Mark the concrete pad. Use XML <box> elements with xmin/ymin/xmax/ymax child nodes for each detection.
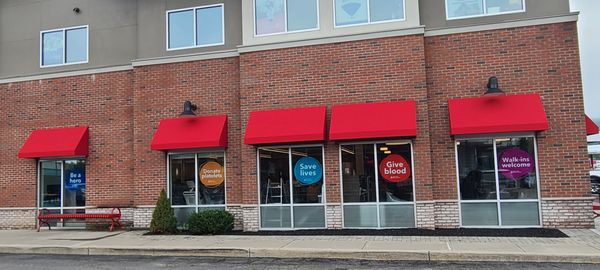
<box><xmin>209</xmin><ymin>239</ymin><xmax>292</xmax><ymax>249</ymax></box>
<box><xmin>363</xmin><ymin>241</ymin><xmax>449</xmax><ymax>252</ymax></box>
<box><xmin>281</xmin><ymin>240</ymin><xmax>366</xmax><ymax>250</ymax></box>
<box><xmin>88</xmin><ymin>247</ymin><xmax>249</xmax><ymax>258</ymax></box>
<box><xmin>448</xmin><ymin>242</ymin><xmax>523</xmax><ymax>254</ymax></box>
<box><xmin>517</xmin><ymin>243</ymin><xmax>600</xmax><ymax>255</ymax></box>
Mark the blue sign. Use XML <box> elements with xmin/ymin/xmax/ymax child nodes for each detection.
<box><xmin>65</xmin><ymin>168</ymin><xmax>85</xmax><ymax>191</ymax></box>
<box><xmin>293</xmin><ymin>156</ymin><xmax>323</xmax><ymax>185</ymax></box>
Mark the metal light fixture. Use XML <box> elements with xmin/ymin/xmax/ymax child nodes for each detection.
<box><xmin>73</xmin><ymin>7</ymin><xmax>81</xmax><ymax>14</ymax></box>
<box><xmin>180</xmin><ymin>100</ymin><xmax>197</xmax><ymax>117</ymax></box>
<box><xmin>484</xmin><ymin>76</ymin><xmax>505</xmax><ymax>96</ymax></box>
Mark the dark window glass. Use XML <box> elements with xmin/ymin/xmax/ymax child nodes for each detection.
<box><xmin>495</xmin><ymin>137</ymin><xmax>538</xmax><ymax>199</ymax></box>
<box><xmin>457</xmin><ymin>140</ymin><xmax>496</xmax><ymax>200</ymax></box>
<box><xmin>63</xmin><ymin>160</ymin><xmax>86</xmax><ymax>207</ymax></box>
<box><xmin>197</xmin><ymin>152</ymin><xmax>225</xmax><ymax>205</ymax></box>
<box><xmin>169</xmin><ymin>154</ymin><xmax>196</xmax><ymax>206</ymax></box>
<box><xmin>291</xmin><ymin>147</ymin><xmax>323</xmax><ymax>204</ymax></box>
<box><xmin>40</xmin><ymin>161</ymin><xmax>62</xmax><ymax>208</ymax></box>
<box><xmin>341</xmin><ymin>144</ymin><xmax>376</xmax><ymax>203</ymax></box>
<box><xmin>259</xmin><ymin>148</ymin><xmax>291</xmax><ymax>204</ymax></box>
<box><xmin>376</xmin><ymin>143</ymin><xmax>413</xmax><ymax>202</ymax></box>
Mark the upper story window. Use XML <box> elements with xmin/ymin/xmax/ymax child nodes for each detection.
<box><xmin>41</xmin><ymin>26</ymin><xmax>88</xmax><ymax>67</ymax></box>
<box><xmin>254</xmin><ymin>0</ymin><xmax>319</xmax><ymax>36</ymax></box>
<box><xmin>446</xmin><ymin>0</ymin><xmax>525</xmax><ymax>20</ymax></box>
<box><xmin>167</xmin><ymin>4</ymin><xmax>224</xmax><ymax>50</ymax></box>
<box><xmin>335</xmin><ymin>0</ymin><xmax>405</xmax><ymax>27</ymax></box>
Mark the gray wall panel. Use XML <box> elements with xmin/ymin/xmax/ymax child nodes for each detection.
<box><xmin>0</xmin><ymin>0</ymin><xmax>137</xmax><ymax>79</ymax></box>
<box><xmin>136</xmin><ymin>0</ymin><xmax>242</xmax><ymax>60</ymax></box>
<box><xmin>420</xmin><ymin>0</ymin><xmax>571</xmax><ymax>30</ymax></box>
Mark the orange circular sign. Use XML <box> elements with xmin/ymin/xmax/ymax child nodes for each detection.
<box><xmin>199</xmin><ymin>161</ymin><xmax>224</xmax><ymax>187</ymax></box>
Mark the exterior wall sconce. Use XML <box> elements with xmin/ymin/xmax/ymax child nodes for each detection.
<box><xmin>484</xmin><ymin>76</ymin><xmax>505</xmax><ymax>96</ymax></box>
<box><xmin>180</xmin><ymin>100</ymin><xmax>197</xmax><ymax>117</ymax></box>
<box><xmin>73</xmin><ymin>7</ymin><xmax>81</xmax><ymax>14</ymax></box>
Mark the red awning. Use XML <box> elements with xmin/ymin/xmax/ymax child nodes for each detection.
<box><xmin>586</xmin><ymin>115</ymin><xmax>599</xmax><ymax>136</ymax></box>
<box><xmin>329</xmin><ymin>101</ymin><xmax>417</xmax><ymax>140</ymax></box>
<box><xmin>18</xmin><ymin>126</ymin><xmax>89</xmax><ymax>158</ymax></box>
<box><xmin>150</xmin><ymin>115</ymin><xmax>227</xmax><ymax>150</ymax></box>
<box><xmin>244</xmin><ymin>106</ymin><xmax>327</xmax><ymax>145</ymax></box>
<box><xmin>448</xmin><ymin>93</ymin><xmax>549</xmax><ymax>135</ymax></box>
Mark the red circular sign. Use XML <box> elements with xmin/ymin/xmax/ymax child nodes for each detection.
<box><xmin>379</xmin><ymin>154</ymin><xmax>411</xmax><ymax>183</ymax></box>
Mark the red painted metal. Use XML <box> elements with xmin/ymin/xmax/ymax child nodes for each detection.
<box><xmin>37</xmin><ymin>208</ymin><xmax>122</xmax><ymax>232</ymax></box>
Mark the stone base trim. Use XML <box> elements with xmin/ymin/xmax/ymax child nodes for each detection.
<box><xmin>132</xmin><ymin>206</ymin><xmax>154</xmax><ymax>229</ymax></box>
<box><xmin>541</xmin><ymin>198</ymin><xmax>595</xmax><ymax>228</ymax></box>
<box><xmin>326</xmin><ymin>205</ymin><xmax>342</xmax><ymax>229</ymax></box>
<box><xmin>0</xmin><ymin>209</ymin><xmax>37</xmax><ymax>229</ymax></box>
<box><xmin>434</xmin><ymin>201</ymin><xmax>460</xmax><ymax>228</ymax></box>
<box><xmin>415</xmin><ymin>202</ymin><xmax>435</xmax><ymax>229</ymax></box>
<box><xmin>241</xmin><ymin>206</ymin><xmax>259</xmax><ymax>232</ymax></box>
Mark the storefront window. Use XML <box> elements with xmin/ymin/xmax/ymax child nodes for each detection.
<box><xmin>341</xmin><ymin>142</ymin><xmax>415</xmax><ymax>228</ymax></box>
<box><xmin>457</xmin><ymin>136</ymin><xmax>540</xmax><ymax>227</ymax></box>
<box><xmin>258</xmin><ymin>146</ymin><xmax>325</xmax><ymax>229</ymax></box>
<box><xmin>168</xmin><ymin>152</ymin><xmax>225</xmax><ymax>224</ymax></box>
<box><xmin>39</xmin><ymin>160</ymin><xmax>86</xmax><ymax>227</ymax></box>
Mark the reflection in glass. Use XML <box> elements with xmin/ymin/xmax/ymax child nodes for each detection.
<box><xmin>446</xmin><ymin>0</ymin><xmax>484</xmax><ymax>18</ymax></box>
<box><xmin>486</xmin><ymin>0</ymin><xmax>523</xmax><ymax>14</ymax></box>
<box><xmin>343</xmin><ymin>205</ymin><xmax>378</xmax><ymax>227</ymax></box>
<box><xmin>461</xmin><ymin>202</ymin><xmax>499</xmax><ymax>226</ymax></box>
<box><xmin>377</xmin><ymin>143</ymin><xmax>413</xmax><ymax>202</ymax></box>
<box><xmin>40</xmin><ymin>161</ymin><xmax>61</xmax><ymax>208</ymax></box>
<box><xmin>370</xmin><ymin>0</ymin><xmax>405</xmax><ymax>22</ymax></box>
<box><xmin>291</xmin><ymin>147</ymin><xmax>323</xmax><ymax>204</ymax></box>
<box><xmin>457</xmin><ymin>140</ymin><xmax>496</xmax><ymax>200</ymax></box>
<box><xmin>65</xmin><ymin>28</ymin><xmax>87</xmax><ymax>63</ymax></box>
<box><xmin>287</xmin><ymin>0</ymin><xmax>318</xmax><ymax>31</ymax></box>
<box><xmin>379</xmin><ymin>204</ymin><xmax>414</xmax><ymax>227</ymax></box>
<box><xmin>341</xmin><ymin>144</ymin><xmax>376</xmax><ymax>203</ymax></box>
<box><xmin>196</xmin><ymin>6</ymin><xmax>223</xmax><ymax>46</ymax></box>
<box><xmin>168</xmin><ymin>10</ymin><xmax>194</xmax><ymax>49</ymax></box>
<box><xmin>63</xmin><ymin>160</ymin><xmax>86</xmax><ymax>207</ymax></box>
<box><xmin>293</xmin><ymin>206</ymin><xmax>325</xmax><ymax>228</ymax></box>
<box><xmin>335</xmin><ymin>0</ymin><xmax>368</xmax><ymax>26</ymax></box>
<box><xmin>255</xmin><ymin>0</ymin><xmax>285</xmax><ymax>35</ymax></box>
<box><xmin>42</xmin><ymin>31</ymin><xmax>63</xmax><ymax>66</ymax></box>
<box><xmin>496</xmin><ymin>137</ymin><xmax>538</xmax><ymax>200</ymax></box>
<box><xmin>169</xmin><ymin>154</ymin><xmax>196</xmax><ymax>206</ymax></box>
<box><xmin>260</xmin><ymin>206</ymin><xmax>291</xmax><ymax>228</ymax></box>
<box><xmin>259</xmin><ymin>148</ymin><xmax>291</xmax><ymax>204</ymax></box>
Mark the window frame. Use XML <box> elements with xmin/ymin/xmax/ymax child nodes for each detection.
<box><xmin>253</xmin><ymin>0</ymin><xmax>320</xmax><ymax>37</ymax></box>
<box><xmin>256</xmin><ymin>144</ymin><xmax>327</xmax><ymax>230</ymax></box>
<box><xmin>333</xmin><ymin>0</ymin><xmax>407</xmax><ymax>28</ymax></box>
<box><xmin>338</xmin><ymin>140</ymin><xmax>417</xmax><ymax>229</ymax></box>
<box><xmin>445</xmin><ymin>0</ymin><xmax>526</xmax><ymax>20</ymax></box>
<box><xmin>165</xmin><ymin>4</ymin><xmax>225</xmax><ymax>51</ymax></box>
<box><xmin>39</xmin><ymin>25</ymin><xmax>89</xmax><ymax>68</ymax></box>
<box><xmin>37</xmin><ymin>159</ymin><xmax>87</xmax><ymax>228</ymax></box>
<box><xmin>166</xmin><ymin>151</ymin><xmax>227</xmax><ymax>213</ymax></box>
<box><xmin>454</xmin><ymin>132</ymin><xmax>543</xmax><ymax>228</ymax></box>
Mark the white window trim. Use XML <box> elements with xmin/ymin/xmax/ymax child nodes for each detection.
<box><xmin>166</xmin><ymin>151</ymin><xmax>227</xmax><ymax>211</ymax></box>
<box><xmin>256</xmin><ymin>144</ymin><xmax>327</xmax><ymax>230</ymax></box>
<box><xmin>454</xmin><ymin>133</ymin><xmax>543</xmax><ymax>228</ymax></box>
<box><xmin>445</xmin><ymin>0</ymin><xmax>526</xmax><ymax>20</ymax></box>
<box><xmin>166</xmin><ymin>4</ymin><xmax>226</xmax><ymax>51</ymax></box>
<box><xmin>333</xmin><ymin>0</ymin><xmax>407</xmax><ymax>28</ymax></box>
<box><xmin>40</xmin><ymin>25</ymin><xmax>89</xmax><ymax>68</ymax></box>
<box><xmin>253</xmin><ymin>0</ymin><xmax>320</xmax><ymax>37</ymax></box>
<box><xmin>338</xmin><ymin>140</ymin><xmax>417</xmax><ymax>229</ymax></box>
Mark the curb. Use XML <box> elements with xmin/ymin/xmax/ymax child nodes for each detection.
<box><xmin>0</xmin><ymin>246</ymin><xmax>599</xmax><ymax>264</ymax></box>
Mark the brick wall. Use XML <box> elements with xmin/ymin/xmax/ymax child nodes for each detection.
<box><xmin>239</xmin><ymin>35</ymin><xmax>433</xmax><ymax>207</ymax></box>
<box><xmin>132</xmin><ymin>57</ymin><xmax>241</xmax><ymax>206</ymax></box>
<box><xmin>424</xmin><ymin>22</ymin><xmax>590</xmax><ymax>201</ymax></box>
<box><xmin>0</xmin><ymin>71</ymin><xmax>134</xmax><ymax>208</ymax></box>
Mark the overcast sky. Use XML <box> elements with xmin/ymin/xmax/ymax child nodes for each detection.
<box><xmin>570</xmin><ymin>0</ymin><xmax>600</xmax><ymax>122</ymax></box>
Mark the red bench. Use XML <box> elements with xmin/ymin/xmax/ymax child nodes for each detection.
<box><xmin>594</xmin><ymin>202</ymin><xmax>600</xmax><ymax>219</ymax></box>
<box><xmin>37</xmin><ymin>208</ymin><xmax>123</xmax><ymax>232</ymax></box>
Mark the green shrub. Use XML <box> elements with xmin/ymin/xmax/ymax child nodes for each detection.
<box><xmin>149</xmin><ymin>189</ymin><xmax>178</xmax><ymax>234</ymax></box>
<box><xmin>187</xmin><ymin>210</ymin><xmax>234</xmax><ymax>235</ymax></box>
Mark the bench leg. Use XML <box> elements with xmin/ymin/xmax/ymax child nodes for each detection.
<box><xmin>110</xmin><ymin>217</ymin><xmax>123</xmax><ymax>232</ymax></box>
<box><xmin>37</xmin><ymin>218</ymin><xmax>51</xmax><ymax>232</ymax></box>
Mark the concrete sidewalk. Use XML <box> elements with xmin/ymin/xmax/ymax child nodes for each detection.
<box><xmin>1</xmin><ymin>229</ymin><xmax>599</xmax><ymax>264</ymax></box>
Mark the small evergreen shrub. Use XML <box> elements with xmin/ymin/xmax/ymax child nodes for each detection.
<box><xmin>187</xmin><ymin>210</ymin><xmax>234</xmax><ymax>235</ymax></box>
<box><xmin>149</xmin><ymin>189</ymin><xmax>178</xmax><ymax>234</ymax></box>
